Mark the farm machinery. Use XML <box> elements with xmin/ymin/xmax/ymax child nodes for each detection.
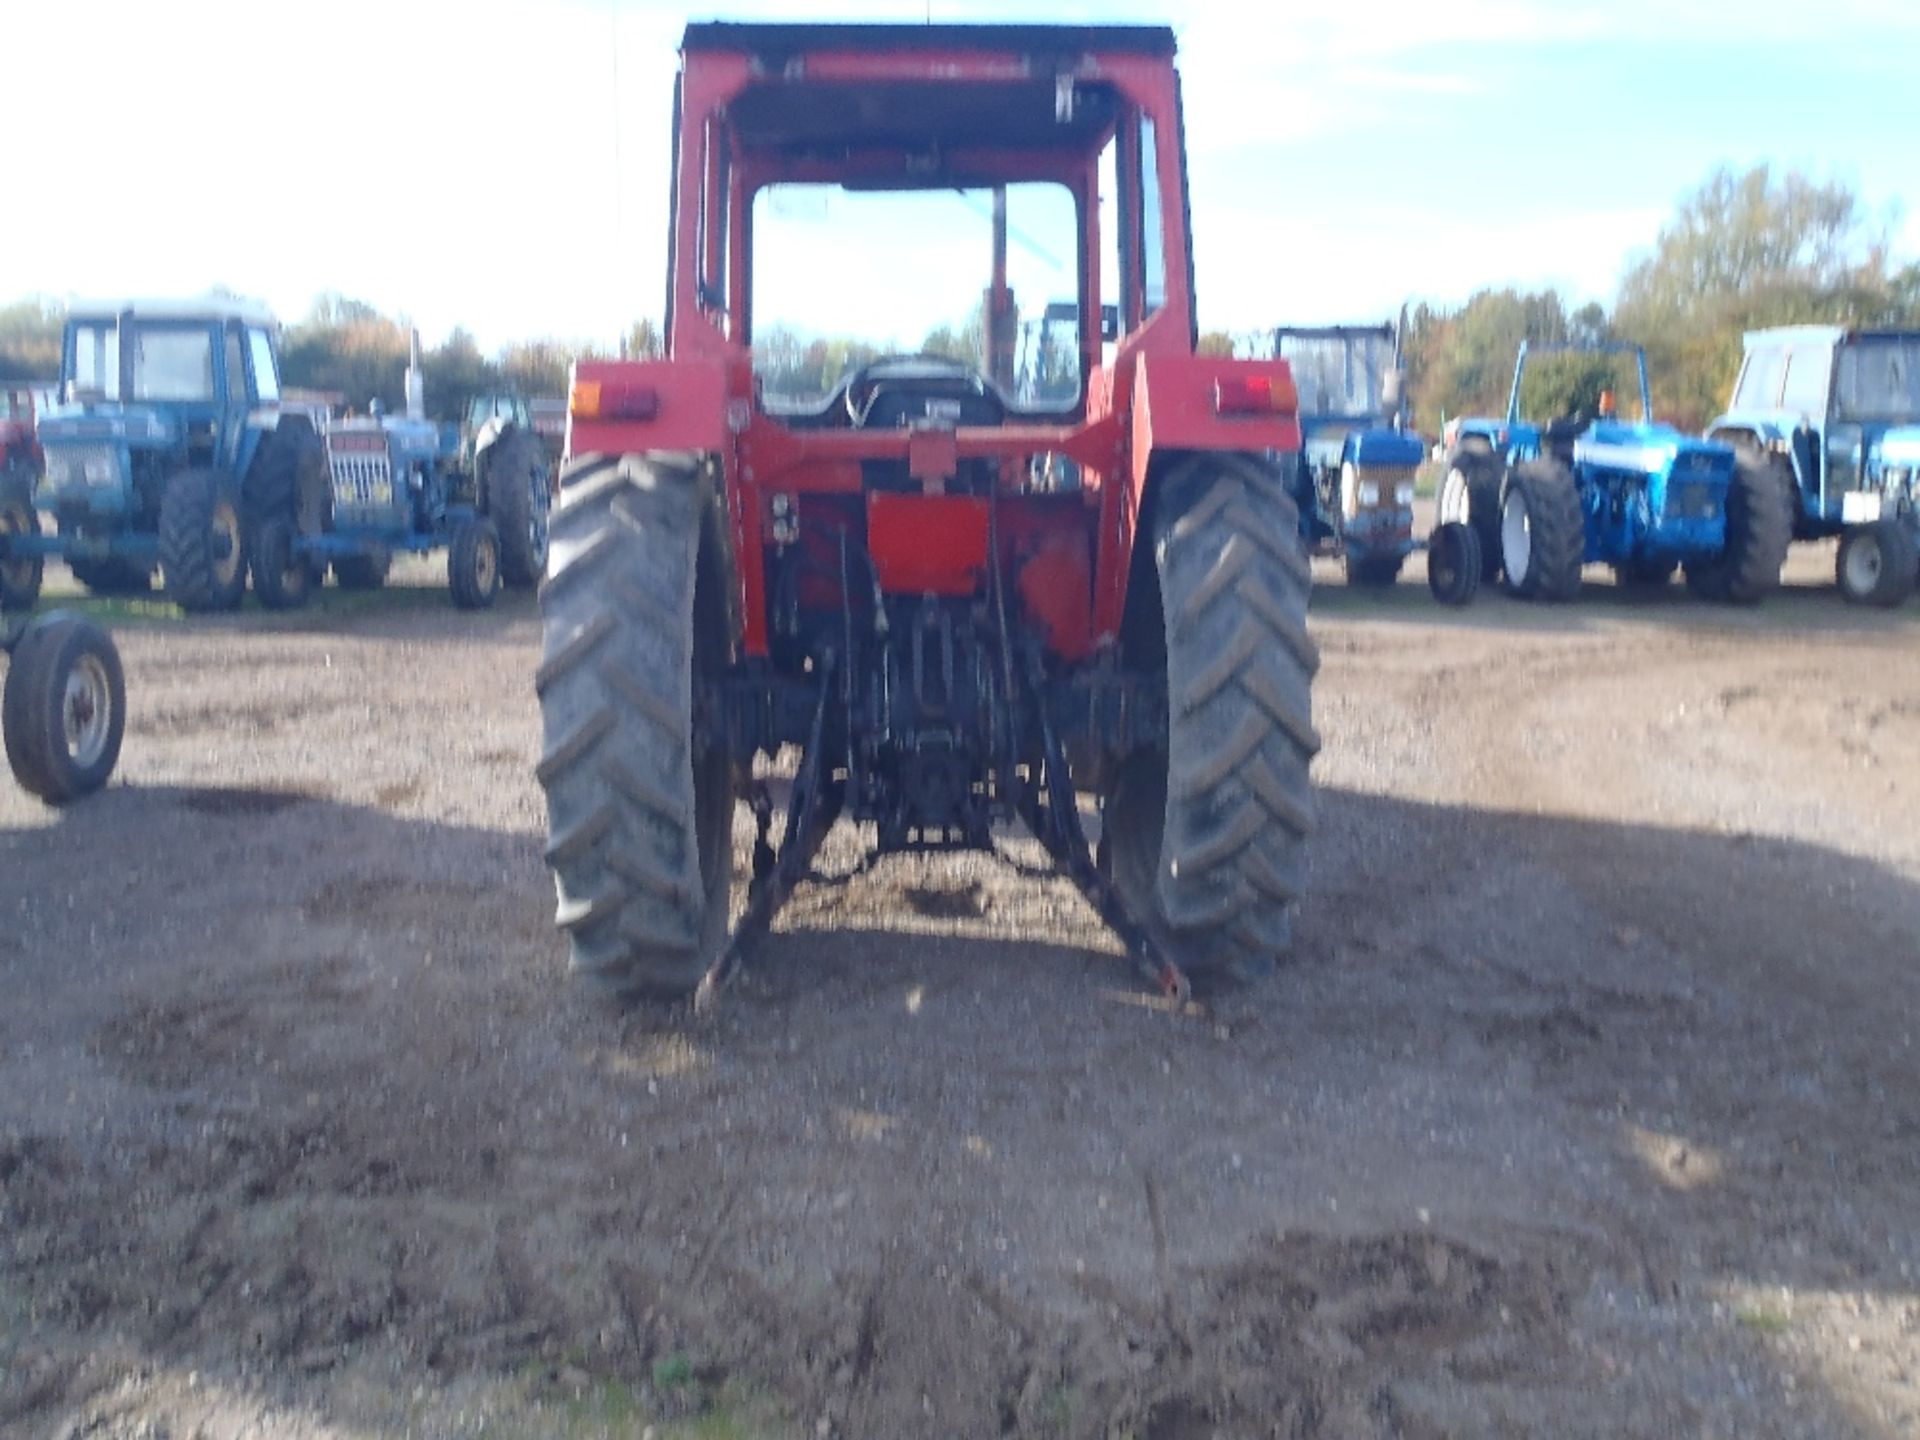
<box><xmin>0</xmin><ymin>387</ymin><xmax>50</xmax><ymax>609</ymax></box>
<box><xmin>21</xmin><ymin>298</ymin><xmax>320</xmax><ymax>610</ymax></box>
<box><xmin>1</xmin><ymin>605</ymin><xmax>125</xmax><ymax>803</ymax></box>
<box><xmin>252</xmin><ymin>359</ymin><xmax>551</xmax><ymax>610</ymax></box>
<box><xmin>1709</xmin><ymin>326</ymin><xmax>1920</xmax><ymax>607</ymax></box>
<box><xmin>1274</xmin><ymin>322</ymin><xmax>1479</xmax><ymax>604</ymax></box>
<box><xmin>538</xmin><ymin>22</ymin><xmax>1319</xmax><ymax>1002</ymax></box>
<box><xmin>1439</xmin><ymin>341</ymin><xmax>1788</xmax><ymax>602</ymax></box>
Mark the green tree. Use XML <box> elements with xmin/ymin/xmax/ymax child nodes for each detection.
<box><xmin>425</xmin><ymin>327</ymin><xmax>495</xmax><ymax>422</ymax></box>
<box><xmin>0</xmin><ymin>299</ymin><xmax>63</xmax><ymax>381</ymax></box>
<box><xmin>625</xmin><ymin>318</ymin><xmax>663</xmax><ymax>359</ymax></box>
<box><xmin>1405</xmin><ymin>288</ymin><xmax>1575</xmax><ymax>435</ymax></box>
<box><xmin>1614</xmin><ymin>164</ymin><xmax>1915</xmax><ymax>425</ymax></box>
<box><xmin>1196</xmin><ymin>331</ymin><xmax>1236</xmax><ymax>358</ymax></box>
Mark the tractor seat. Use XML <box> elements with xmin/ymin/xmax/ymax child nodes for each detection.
<box><xmin>1543</xmin><ymin>416</ymin><xmax>1584</xmax><ymax>461</ymax></box>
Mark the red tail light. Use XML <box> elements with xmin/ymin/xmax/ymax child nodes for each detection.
<box><xmin>1214</xmin><ymin>373</ymin><xmax>1297</xmax><ymax>416</ymax></box>
<box><xmin>571</xmin><ymin>380</ymin><xmax>660</xmax><ymax>421</ymax></box>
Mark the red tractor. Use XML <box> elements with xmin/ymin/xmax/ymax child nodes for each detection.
<box><xmin>1</xmin><ymin>387</ymin><xmax>49</xmax><ymax>609</ymax></box>
<box><xmin>540</xmin><ymin>23</ymin><xmax>1318</xmax><ymax>1001</ymax></box>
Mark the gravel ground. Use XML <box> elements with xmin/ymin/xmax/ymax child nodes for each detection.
<box><xmin>2</xmin><ymin>542</ymin><xmax>1918</xmax><ymax>1439</ymax></box>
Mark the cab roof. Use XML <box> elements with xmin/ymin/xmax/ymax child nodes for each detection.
<box><xmin>1742</xmin><ymin>325</ymin><xmax>1920</xmax><ymax>347</ymax></box>
<box><xmin>680</xmin><ymin>22</ymin><xmax>1177</xmax><ymax>57</ymax></box>
<box><xmin>65</xmin><ymin>296</ymin><xmax>279</xmax><ymax>328</ymax></box>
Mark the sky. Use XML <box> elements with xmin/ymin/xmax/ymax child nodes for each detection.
<box><xmin>6</xmin><ymin>0</ymin><xmax>1918</xmax><ymax>353</ymax></box>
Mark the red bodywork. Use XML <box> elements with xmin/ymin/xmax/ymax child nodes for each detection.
<box><xmin>0</xmin><ymin>389</ymin><xmax>46</xmax><ymax>478</ymax></box>
<box><xmin>567</xmin><ymin>24</ymin><xmax>1300</xmax><ymax>661</ymax></box>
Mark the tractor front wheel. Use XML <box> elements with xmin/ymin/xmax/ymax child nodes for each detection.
<box><xmin>1440</xmin><ymin>447</ymin><xmax>1504</xmax><ymax>583</ymax></box>
<box><xmin>1104</xmin><ymin>456</ymin><xmax>1318</xmax><ymax>985</ymax></box>
<box><xmin>1500</xmin><ymin>460</ymin><xmax>1584</xmax><ymax>601</ymax></box>
<box><xmin>1835</xmin><ymin>520</ymin><xmax>1918</xmax><ymax>608</ymax></box>
<box><xmin>1426</xmin><ymin>521</ymin><xmax>1481</xmax><ymax>607</ymax></box>
<box><xmin>0</xmin><ymin>478</ymin><xmax>43</xmax><ymax>611</ymax></box>
<box><xmin>536</xmin><ymin>453</ymin><xmax>736</xmax><ymax>998</ymax></box>
<box><xmin>485</xmin><ymin>430</ymin><xmax>551</xmax><ymax>587</ymax></box>
<box><xmin>159</xmin><ymin>469</ymin><xmax>247</xmax><ymax>612</ymax></box>
<box><xmin>250</xmin><ymin>516</ymin><xmax>316</xmax><ymax>610</ymax></box>
<box><xmin>3</xmin><ymin>611</ymin><xmax>126</xmax><ymax>804</ymax></box>
<box><xmin>1685</xmin><ymin>451</ymin><xmax>1791</xmax><ymax>604</ymax></box>
<box><xmin>448</xmin><ymin>517</ymin><xmax>503</xmax><ymax>610</ymax></box>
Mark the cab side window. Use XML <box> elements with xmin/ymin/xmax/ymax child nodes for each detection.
<box><xmin>247</xmin><ymin>328</ymin><xmax>280</xmax><ymax>403</ymax></box>
<box><xmin>1780</xmin><ymin>347</ymin><xmax>1832</xmax><ymax>420</ymax></box>
<box><xmin>225</xmin><ymin>330</ymin><xmax>248</xmax><ymax>407</ymax></box>
<box><xmin>1733</xmin><ymin>347</ymin><xmax>1785</xmax><ymax>410</ymax></box>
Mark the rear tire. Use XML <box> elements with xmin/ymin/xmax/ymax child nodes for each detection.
<box><xmin>1500</xmin><ymin>460</ymin><xmax>1585</xmax><ymax>601</ymax></box>
<box><xmin>250</xmin><ymin>516</ymin><xmax>316</xmax><ymax>610</ymax></box>
<box><xmin>159</xmin><ymin>469</ymin><xmax>247</xmax><ymax>612</ymax></box>
<box><xmin>1684</xmin><ymin>450</ymin><xmax>1791</xmax><ymax>604</ymax></box>
<box><xmin>1104</xmin><ymin>455</ymin><xmax>1318</xmax><ymax>985</ymax></box>
<box><xmin>536</xmin><ymin>453</ymin><xmax>735</xmax><ymax>998</ymax></box>
<box><xmin>1835</xmin><ymin>521</ymin><xmax>1918</xmax><ymax>608</ymax></box>
<box><xmin>0</xmin><ymin>478</ymin><xmax>43</xmax><ymax>610</ymax></box>
<box><xmin>1440</xmin><ymin>446</ymin><xmax>1504</xmax><ymax>583</ymax></box>
<box><xmin>1426</xmin><ymin>521</ymin><xmax>1481</xmax><ymax>606</ymax></box>
<box><xmin>3</xmin><ymin>612</ymin><xmax>125</xmax><ymax>804</ymax></box>
<box><xmin>484</xmin><ymin>429</ymin><xmax>551</xmax><ymax>587</ymax></box>
<box><xmin>448</xmin><ymin>516</ymin><xmax>502</xmax><ymax>610</ymax></box>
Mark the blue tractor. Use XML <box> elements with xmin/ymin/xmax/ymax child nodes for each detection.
<box><xmin>1275</xmin><ymin>322</ymin><xmax>1480</xmax><ymax>604</ymax></box>
<box><xmin>21</xmin><ymin>298</ymin><xmax>325</xmax><ymax>611</ymax></box>
<box><xmin>249</xmin><ymin>369</ymin><xmax>551</xmax><ymax>611</ymax></box>
<box><xmin>1439</xmin><ymin>341</ymin><xmax>1789</xmax><ymax>602</ymax></box>
<box><xmin>1708</xmin><ymin>326</ymin><xmax>1920</xmax><ymax>607</ymax></box>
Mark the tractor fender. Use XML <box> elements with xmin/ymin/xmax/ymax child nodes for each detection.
<box><xmin>1127</xmin><ymin>353</ymin><xmax>1300</xmax><ymax>475</ymax></box>
<box><xmin>567</xmin><ymin>359</ymin><xmax>734</xmax><ymax>458</ymax></box>
<box><xmin>1708</xmin><ymin>415</ymin><xmax>1813</xmax><ymax>520</ymax></box>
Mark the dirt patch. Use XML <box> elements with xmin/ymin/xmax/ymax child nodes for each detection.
<box><xmin>3</xmin><ymin>551</ymin><xmax>1919</xmax><ymax>1438</ymax></box>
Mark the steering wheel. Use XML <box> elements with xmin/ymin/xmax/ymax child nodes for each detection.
<box><xmin>842</xmin><ymin>353</ymin><xmax>980</xmax><ymax>427</ymax></box>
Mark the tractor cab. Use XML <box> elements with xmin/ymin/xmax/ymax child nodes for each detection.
<box><xmin>38</xmin><ymin>299</ymin><xmax>282</xmax><ymax>532</ymax></box>
<box><xmin>1713</xmin><ymin>328</ymin><xmax>1920</xmax><ymax>533</ymax></box>
<box><xmin>14</xmin><ymin>297</ymin><xmax>299</xmax><ymax>611</ymax></box>
<box><xmin>544</xmin><ymin>23</ymin><xmax>1319</xmax><ymax>1003</ymax></box>
<box><xmin>1272</xmin><ymin>323</ymin><xmax>1423</xmax><ymax>584</ymax></box>
<box><xmin>1712</xmin><ymin>327</ymin><xmax>1920</xmax><ymax>605</ymax></box>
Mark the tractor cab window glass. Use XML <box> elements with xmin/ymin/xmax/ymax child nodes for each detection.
<box><xmin>1779</xmin><ymin>347</ymin><xmax>1831</xmax><ymax>420</ymax></box>
<box><xmin>224</xmin><ymin>331</ymin><xmax>247</xmax><ymax>405</ymax></box>
<box><xmin>467</xmin><ymin>395</ymin><xmax>520</xmax><ymax>427</ymax></box>
<box><xmin>1138</xmin><ymin>117</ymin><xmax>1166</xmax><ymax>321</ymax></box>
<box><xmin>1099</xmin><ymin>135</ymin><xmax>1120</xmax><ymax>358</ymax></box>
<box><xmin>1280</xmin><ymin>333</ymin><xmax>1393</xmax><ymax>416</ymax></box>
<box><xmin>68</xmin><ymin>324</ymin><xmax>120</xmax><ymax>399</ymax></box>
<box><xmin>247</xmin><ymin>328</ymin><xmax>279</xmax><ymax>402</ymax></box>
<box><xmin>749</xmin><ymin>182</ymin><xmax>1079</xmax><ymax>408</ymax></box>
<box><xmin>1834</xmin><ymin>338</ymin><xmax>1920</xmax><ymax>423</ymax></box>
<box><xmin>1734</xmin><ymin>348</ymin><xmax>1786</xmax><ymax>410</ymax></box>
<box><xmin>132</xmin><ymin>327</ymin><xmax>215</xmax><ymax>403</ymax></box>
